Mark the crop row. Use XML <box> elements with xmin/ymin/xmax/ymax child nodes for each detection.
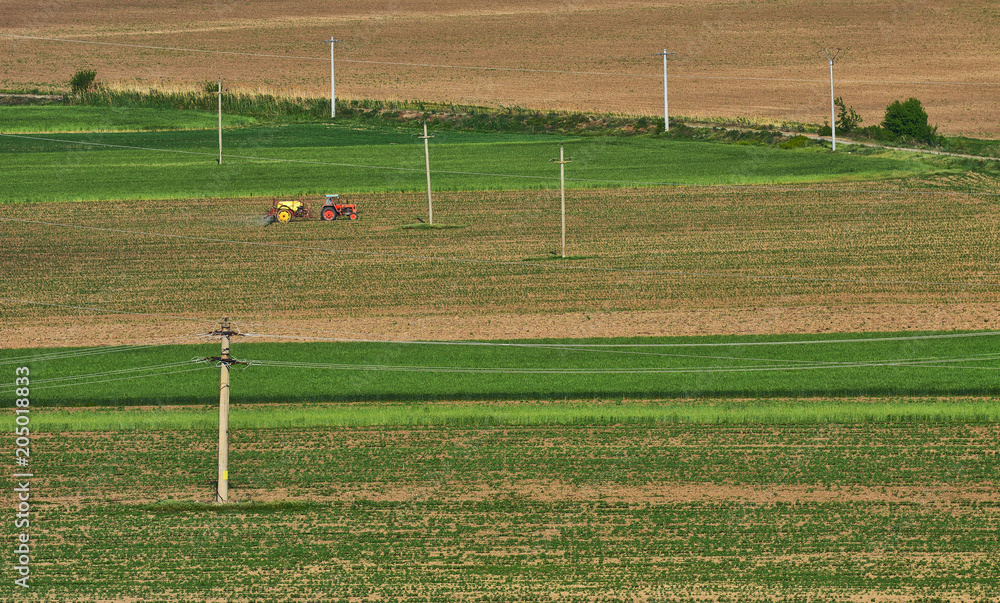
<box><xmin>7</xmin><ymin>422</ymin><xmax>998</xmax><ymax>601</ymax></box>
<box><xmin>22</xmin><ymin>499</ymin><xmax>999</xmax><ymax>601</ymax></box>
<box><xmin>28</xmin><ymin>423</ymin><xmax>1000</xmax><ymax>494</ymax></box>
<box><xmin>19</xmin><ymin>398</ymin><xmax>1000</xmax><ymax>431</ymax></box>
<box><xmin>4</xmin><ymin>187</ymin><xmax>998</xmax><ymax>329</ymax></box>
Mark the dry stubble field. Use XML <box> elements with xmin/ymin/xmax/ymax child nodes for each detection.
<box><xmin>2</xmin><ymin>0</ymin><xmax>1000</xmax><ymax>136</ymax></box>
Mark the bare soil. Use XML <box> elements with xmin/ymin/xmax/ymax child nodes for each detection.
<box><xmin>2</xmin><ymin>0</ymin><xmax>999</xmax><ymax>136</ymax></box>
<box><xmin>3</xmin><ymin>303</ymin><xmax>1000</xmax><ymax>348</ymax></box>
<box><xmin>226</xmin><ymin>481</ymin><xmax>1000</xmax><ymax>506</ymax></box>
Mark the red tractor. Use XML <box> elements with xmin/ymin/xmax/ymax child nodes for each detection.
<box><xmin>264</xmin><ymin>194</ymin><xmax>358</xmax><ymax>224</ymax></box>
<box><xmin>319</xmin><ymin>194</ymin><xmax>358</xmax><ymax>221</ymax></box>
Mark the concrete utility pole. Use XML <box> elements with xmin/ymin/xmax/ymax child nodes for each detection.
<box><xmin>821</xmin><ymin>48</ymin><xmax>842</xmax><ymax>150</ymax></box>
<box><xmin>205</xmin><ymin>317</ymin><xmax>244</xmax><ymax>504</ymax></box>
<box><xmin>654</xmin><ymin>50</ymin><xmax>677</xmax><ymax>131</ymax></box>
<box><xmin>217</xmin><ymin>76</ymin><xmax>223</xmax><ymax>164</ymax></box>
<box><xmin>550</xmin><ymin>144</ymin><xmax>572</xmax><ymax>258</ymax></box>
<box><xmin>419</xmin><ymin>121</ymin><xmax>434</xmax><ymax>225</ymax></box>
<box><xmin>324</xmin><ymin>37</ymin><xmax>342</xmax><ymax>118</ymax></box>
<box><xmin>216</xmin><ymin>318</ymin><xmax>233</xmax><ymax>503</ymax></box>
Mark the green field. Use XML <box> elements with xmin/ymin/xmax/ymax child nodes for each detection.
<box><xmin>1</xmin><ymin>114</ymin><xmax>939</xmax><ymax>202</ymax></box>
<box><xmin>13</xmin><ymin>398</ymin><xmax>1000</xmax><ymax>432</ymax></box>
<box><xmin>0</xmin><ymin>104</ymin><xmax>256</xmax><ymax>133</ymax></box>
<box><xmin>5</xmin><ymin>332</ymin><xmax>1000</xmax><ymax>407</ymax></box>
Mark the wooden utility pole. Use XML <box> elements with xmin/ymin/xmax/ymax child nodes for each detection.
<box><xmin>550</xmin><ymin>144</ymin><xmax>572</xmax><ymax>258</ymax></box>
<box><xmin>419</xmin><ymin>121</ymin><xmax>434</xmax><ymax>224</ymax></box>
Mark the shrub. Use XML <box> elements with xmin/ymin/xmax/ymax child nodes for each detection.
<box><xmin>835</xmin><ymin>97</ymin><xmax>862</xmax><ymax>134</ymax></box>
<box><xmin>882</xmin><ymin>97</ymin><xmax>937</xmax><ymax>144</ymax></box>
<box><xmin>779</xmin><ymin>135</ymin><xmax>810</xmax><ymax>149</ymax></box>
<box><xmin>69</xmin><ymin>69</ymin><xmax>97</xmax><ymax>95</ymax></box>
<box><xmin>854</xmin><ymin>125</ymin><xmax>893</xmax><ymax>142</ymax></box>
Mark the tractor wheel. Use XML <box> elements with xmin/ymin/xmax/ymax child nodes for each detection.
<box><xmin>349</xmin><ymin>211</ymin><xmax>358</xmax><ymax>221</ymax></box>
<box><xmin>321</xmin><ymin>208</ymin><xmax>336</xmax><ymax>221</ymax></box>
<box><xmin>276</xmin><ymin>208</ymin><xmax>293</xmax><ymax>223</ymax></box>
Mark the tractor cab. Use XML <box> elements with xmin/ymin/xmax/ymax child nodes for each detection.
<box><xmin>320</xmin><ymin>194</ymin><xmax>358</xmax><ymax>221</ymax></box>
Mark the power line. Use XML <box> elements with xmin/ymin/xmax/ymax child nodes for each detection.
<box><xmin>4</xmin><ymin>300</ymin><xmax>995</xmax><ymax>368</ymax></box>
<box><xmin>24</xmin><ymin>361</ymin><xmax>197</xmax><ymax>385</ymax></box>
<box><xmin>244</xmin><ymin>355</ymin><xmax>1000</xmax><ymax>375</ymax></box>
<box><xmin>0</xmin><ymin>364</ymin><xmax>215</xmax><ymax>392</ymax></box>
<box><xmin>239</xmin><ymin>331</ymin><xmax>1000</xmax><ymax>369</ymax></box>
<box><xmin>239</xmin><ymin>329</ymin><xmax>1000</xmax><ymax>349</ymax></box>
<box><xmin>4</xmin><ymin>216</ymin><xmax>1000</xmax><ymax>290</ymax></box>
<box><xmin>0</xmin><ymin>316</ymin><xmax>995</xmax><ymax>396</ymax></box>
<box><xmin>5</xmin><ymin>34</ymin><xmax>1000</xmax><ymax>87</ymax></box>
<box><xmin>0</xmin><ymin>335</ymin><xmax>208</xmax><ymax>365</ymax></box>
<box><xmin>4</xmin><ymin>298</ymin><xmax>997</xmax><ymax>357</ymax></box>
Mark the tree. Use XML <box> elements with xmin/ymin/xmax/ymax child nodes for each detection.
<box><xmin>834</xmin><ymin>97</ymin><xmax>862</xmax><ymax>134</ymax></box>
<box><xmin>69</xmin><ymin>69</ymin><xmax>97</xmax><ymax>95</ymax></box>
<box><xmin>882</xmin><ymin>97</ymin><xmax>936</xmax><ymax>144</ymax></box>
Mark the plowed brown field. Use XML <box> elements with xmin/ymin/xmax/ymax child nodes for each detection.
<box><xmin>3</xmin><ymin>0</ymin><xmax>999</xmax><ymax>136</ymax></box>
<box><xmin>4</xmin><ymin>186</ymin><xmax>1000</xmax><ymax>347</ymax></box>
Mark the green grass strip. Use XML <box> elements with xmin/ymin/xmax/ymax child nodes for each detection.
<box><xmin>5</xmin><ymin>331</ymin><xmax>1000</xmax><ymax>406</ymax></box>
<box><xmin>13</xmin><ymin>399</ymin><xmax>1000</xmax><ymax>431</ymax></box>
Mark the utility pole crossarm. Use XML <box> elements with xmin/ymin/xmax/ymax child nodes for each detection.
<box><xmin>199</xmin><ymin>355</ymin><xmax>249</xmax><ymax>367</ymax></box>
